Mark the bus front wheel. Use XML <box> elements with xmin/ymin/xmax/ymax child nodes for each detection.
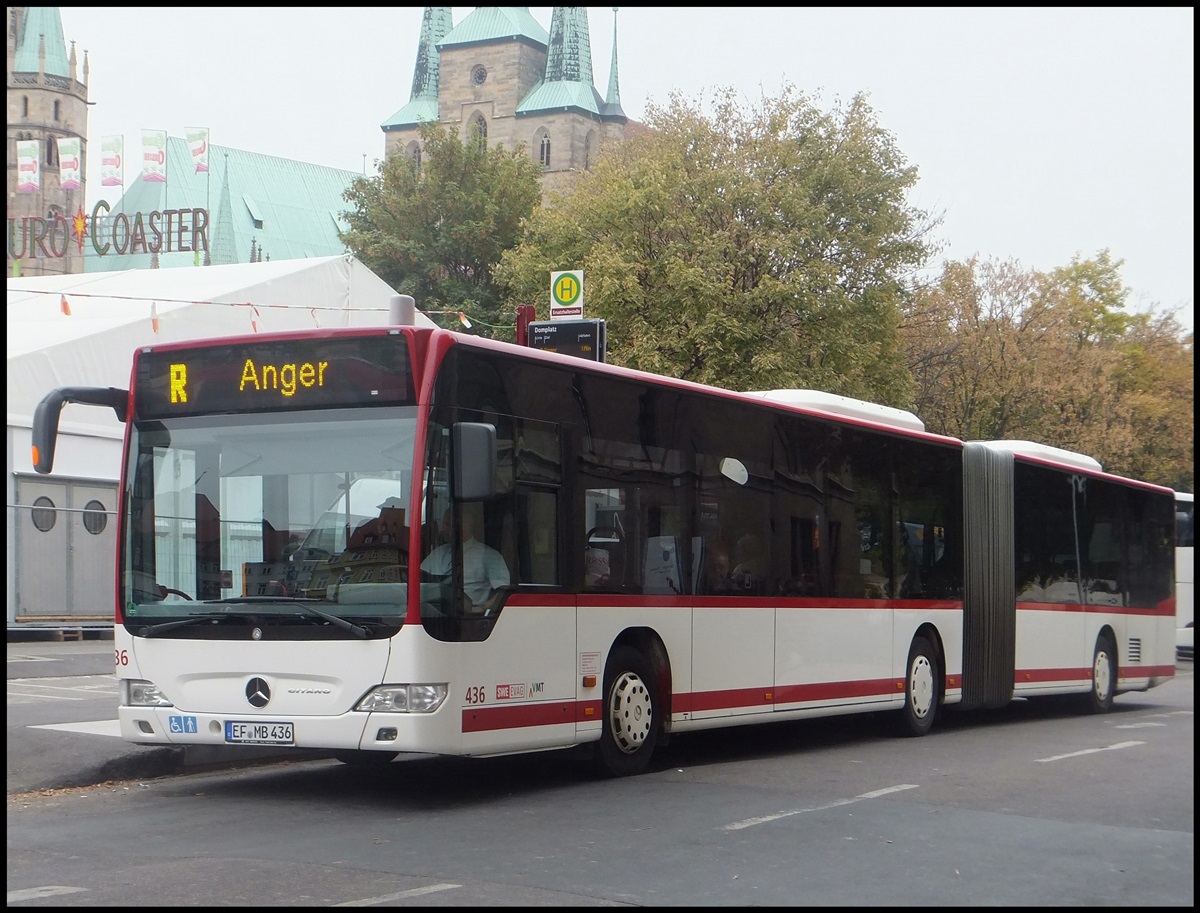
<box><xmin>1084</xmin><ymin>634</ymin><xmax>1117</xmax><ymax>714</ymax></box>
<box><xmin>594</xmin><ymin>646</ymin><xmax>660</xmax><ymax>777</ymax></box>
<box><xmin>899</xmin><ymin>635</ymin><xmax>939</xmax><ymax>736</ymax></box>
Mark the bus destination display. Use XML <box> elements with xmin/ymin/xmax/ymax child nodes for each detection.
<box><xmin>134</xmin><ymin>335</ymin><xmax>412</xmax><ymax>418</ymax></box>
<box><xmin>528</xmin><ymin>319</ymin><xmax>606</xmax><ymax>363</ymax></box>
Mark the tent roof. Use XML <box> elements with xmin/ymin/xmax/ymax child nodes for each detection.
<box><xmin>91</xmin><ymin>136</ymin><xmax>360</xmax><ymax>271</ymax></box>
<box><xmin>7</xmin><ymin>254</ymin><xmax>434</xmax><ymax>424</ymax></box>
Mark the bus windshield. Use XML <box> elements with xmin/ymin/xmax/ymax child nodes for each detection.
<box><xmin>122</xmin><ymin>406</ymin><xmax>418</xmax><ymax>627</ymax></box>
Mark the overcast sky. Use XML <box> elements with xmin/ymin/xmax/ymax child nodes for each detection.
<box><xmin>56</xmin><ymin>7</ymin><xmax>1194</xmax><ymax>332</ymax></box>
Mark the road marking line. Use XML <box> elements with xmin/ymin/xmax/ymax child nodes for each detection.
<box><xmin>7</xmin><ymin>886</ymin><xmax>88</xmax><ymax>902</ymax></box>
<box><xmin>9</xmin><ymin>681</ymin><xmax>116</xmax><ymax>694</ymax></box>
<box><xmin>335</xmin><ymin>883</ymin><xmax>462</xmax><ymax>906</ymax></box>
<box><xmin>8</xmin><ymin>691</ymin><xmax>87</xmax><ymax>703</ymax></box>
<box><xmin>723</xmin><ymin>783</ymin><xmax>920</xmax><ymax>831</ymax></box>
<box><xmin>1035</xmin><ymin>740</ymin><xmax>1144</xmax><ymax>763</ymax></box>
<box><xmin>30</xmin><ymin>719</ymin><xmax>123</xmax><ymax>738</ymax></box>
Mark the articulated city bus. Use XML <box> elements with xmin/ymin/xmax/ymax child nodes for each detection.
<box><xmin>31</xmin><ymin>325</ymin><xmax>1176</xmax><ymax>776</ymax></box>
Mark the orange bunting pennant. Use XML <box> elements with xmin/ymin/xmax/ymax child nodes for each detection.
<box><xmin>251</xmin><ymin>305</ymin><xmax>261</xmax><ymax>333</ymax></box>
<box><xmin>151</xmin><ymin>300</ymin><xmax>160</xmax><ymax>334</ymax></box>
<box><xmin>60</xmin><ymin>294</ymin><xmax>72</xmax><ymax>316</ymax></box>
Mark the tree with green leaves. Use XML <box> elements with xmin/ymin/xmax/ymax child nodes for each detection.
<box><xmin>340</xmin><ymin>121</ymin><xmax>543</xmax><ymax>338</ymax></box>
<box><xmin>901</xmin><ymin>251</ymin><xmax>1193</xmax><ymax>489</ymax></box>
<box><xmin>497</xmin><ymin>85</ymin><xmax>940</xmax><ymax>401</ymax></box>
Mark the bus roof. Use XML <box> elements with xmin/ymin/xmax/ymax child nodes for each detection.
<box><xmin>973</xmin><ymin>440</ymin><xmax>1102</xmax><ymax>472</ymax></box>
<box><xmin>743</xmin><ymin>389</ymin><xmax>925</xmax><ymax>433</ymax></box>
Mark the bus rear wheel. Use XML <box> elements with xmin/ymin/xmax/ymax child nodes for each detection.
<box><xmin>899</xmin><ymin>635</ymin><xmax>939</xmax><ymax>736</ymax></box>
<box><xmin>1084</xmin><ymin>633</ymin><xmax>1117</xmax><ymax>714</ymax></box>
<box><xmin>594</xmin><ymin>646</ymin><xmax>660</xmax><ymax>777</ymax></box>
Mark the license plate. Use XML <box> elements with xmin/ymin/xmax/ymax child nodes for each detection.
<box><xmin>224</xmin><ymin>720</ymin><xmax>294</xmax><ymax>745</ymax></box>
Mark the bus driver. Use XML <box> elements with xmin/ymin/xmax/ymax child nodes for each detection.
<box><xmin>421</xmin><ymin>506</ymin><xmax>510</xmax><ymax>611</ymax></box>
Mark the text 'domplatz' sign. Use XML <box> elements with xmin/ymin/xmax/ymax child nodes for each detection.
<box><xmin>527</xmin><ymin>319</ymin><xmax>606</xmax><ymax>363</ymax></box>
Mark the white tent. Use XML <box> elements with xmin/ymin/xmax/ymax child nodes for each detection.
<box><xmin>6</xmin><ymin>254</ymin><xmax>434</xmax><ymax>628</ymax></box>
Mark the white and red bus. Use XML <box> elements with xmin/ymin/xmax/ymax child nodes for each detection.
<box><xmin>1175</xmin><ymin>491</ymin><xmax>1194</xmax><ymax>659</ymax></box>
<box><xmin>31</xmin><ymin>325</ymin><xmax>1177</xmax><ymax>776</ymax></box>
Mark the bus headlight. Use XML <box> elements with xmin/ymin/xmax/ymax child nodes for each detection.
<box><xmin>121</xmin><ymin>679</ymin><xmax>173</xmax><ymax>707</ymax></box>
<box><xmin>355</xmin><ymin>684</ymin><xmax>448</xmax><ymax>713</ymax></box>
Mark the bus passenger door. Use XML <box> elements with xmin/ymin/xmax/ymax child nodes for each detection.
<box><xmin>460</xmin><ymin>423</ymin><xmax>578</xmax><ymax>756</ymax></box>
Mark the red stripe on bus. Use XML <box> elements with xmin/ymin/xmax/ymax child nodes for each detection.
<box><xmin>1013</xmin><ymin>667</ymin><xmax>1089</xmax><ymax>684</ymax></box>
<box><xmin>1016</xmin><ymin>600</ymin><xmax>1176</xmax><ymax>618</ymax></box>
<box><xmin>773</xmin><ymin>678</ymin><xmax>901</xmax><ymax>704</ymax></box>
<box><xmin>518</xmin><ymin>594</ymin><xmax>965</xmax><ymax>611</ymax></box>
<box><xmin>673</xmin><ymin>679</ymin><xmax>901</xmax><ymax>713</ymax></box>
<box><xmin>506</xmin><ymin>593</ymin><xmax>1169</xmax><ymax>616</ymax></box>
<box><xmin>462</xmin><ymin>701</ymin><xmax>575</xmax><ymax>733</ymax></box>
<box><xmin>1014</xmin><ymin>663</ymin><xmax>1175</xmax><ymax>684</ymax></box>
<box><xmin>460</xmin><ymin>662</ymin><xmax>1175</xmax><ymax>736</ymax></box>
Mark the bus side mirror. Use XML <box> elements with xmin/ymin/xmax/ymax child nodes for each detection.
<box><xmin>32</xmin><ymin>386</ymin><xmax>129</xmax><ymax>474</ymax></box>
<box><xmin>452</xmin><ymin>422</ymin><xmax>497</xmax><ymax>501</ymax></box>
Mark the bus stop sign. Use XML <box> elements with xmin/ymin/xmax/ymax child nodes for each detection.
<box><xmin>527</xmin><ymin>319</ymin><xmax>606</xmax><ymax>363</ymax></box>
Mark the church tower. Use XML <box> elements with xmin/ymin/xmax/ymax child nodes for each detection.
<box><xmin>7</xmin><ymin>7</ymin><xmax>90</xmax><ymax>277</ymax></box>
<box><xmin>381</xmin><ymin>7</ymin><xmax>629</xmax><ymax>197</ymax></box>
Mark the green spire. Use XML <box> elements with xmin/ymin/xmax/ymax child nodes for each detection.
<box><xmin>605</xmin><ymin>7</ymin><xmax>625</xmax><ymax>118</ymax></box>
<box><xmin>545</xmin><ymin>6</ymin><xmax>593</xmax><ymax>85</ymax></box>
<box><xmin>13</xmin><ymin>7</ymin><xmax>71</xmax><ymax>77</ymax></box>
<box><xmin>410</xmin><ymin>7</ymin><xmax>452</xmax><ymax>101</ymax></box>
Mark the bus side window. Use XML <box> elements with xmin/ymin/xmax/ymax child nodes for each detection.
<box><xmin>515</xmin><ymin>487</ymin><xmax>559</xmax><ymax>586</ymax></box>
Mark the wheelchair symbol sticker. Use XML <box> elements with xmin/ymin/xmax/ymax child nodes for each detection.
<box><xmin>168</xmin><ymin>715</ymin><xmax>198</xmax><ymax>734</ymax></box>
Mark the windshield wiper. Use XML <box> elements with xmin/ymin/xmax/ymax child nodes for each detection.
<box><xmin>202</xmin><ymin>596</ymin><xmax>372</xmax><ymax>639</ymax></box>
<box><xmin>137</xmin><ymin>613</ymin><xmax>238</xmax><ymax>637</ymax></box>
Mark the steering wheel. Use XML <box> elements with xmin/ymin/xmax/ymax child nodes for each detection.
<box><xmin>586</xmin><ymin>526</ymin><xmax>623</xmax><ymax>543</ymax></box>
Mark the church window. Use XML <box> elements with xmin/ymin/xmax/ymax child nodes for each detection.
<box><xmin>53</xmin><ymin>100</ymin><xmax>60</xmax><ymax>121</ymax></box>
<box><xmin>539</xmin><ymin>132</ymin><xmax>552</xmax><ymax>168</ymax></box>
<box><xmin>469</xmin><ymin>115</ymin><xmax>488</xmax><ymax>150</ymax></box>
<box><xmin>584</xmin><ymin>131</ymin><xmax>597</xmax><ymax>171</ymax></box>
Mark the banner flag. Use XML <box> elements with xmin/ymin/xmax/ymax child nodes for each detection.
<box><xmin>57</xmin><ymin>137</ymin><xmax>82</xmax><ymax>191</ymax></box>
<box><xmin>142</xmin><ymin>129</ymin><xmax>167</xmax><ymax>183</ymax></box>
<box><xmin>16</xmin><ymin>140</ymin><xmax>40</xmax><ymax>193</ymax></box>
<box><xmin>60</xmin><ymin>294</ymin><xmax>72</xmax><ymax>316</ymax></box>
<box><xmin>185</xmin><ymin>127</ymin><xmax>209</xmax><ymax>174</ymax></box>
<box><xmin>100</xmin><ymin>135</ymin><xmax>124</xmax><ymax>187</ymax></box>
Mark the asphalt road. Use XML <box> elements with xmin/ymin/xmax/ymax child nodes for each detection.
<box><xmin>6</xmin><ymin>636</ymin><xmax>1194</xmax><ymax>907</ymax></box>
<box><xmin>7</xmin><ymin>631</ymin><xmax>328</xmax><ymax>795</ymax></box>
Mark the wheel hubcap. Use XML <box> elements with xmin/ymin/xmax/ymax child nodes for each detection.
<box><xmin>910</xmin><ymin>655</ymin><xmax>934</xmax><ymax>719</ymax></box>
<box><xmin>609</xmin><ymin>670</ymin><xmax>653</xmax><ymax>754</ymax></box>
<box><xmin>1094</xmin><ymin>649</ymin><xmax>1112</xmax><ymax>700</ymax></box>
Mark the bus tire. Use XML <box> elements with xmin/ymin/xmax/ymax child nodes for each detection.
<box><xmin>899</xmin><ymin>635</ymin><xmax>939</xmax><ymax>737</ymax></box>
<box><xmin>334</xmin><ymin>749</ymin><xmax>398</xmax><ymax>767</ymax></box>
<box><xmin>594</xmin><ymin>646</ymin><xmax>660</xmax><ymax>778</ymax></box>
<box><xmin>1084</xmin><ymin>633</ymin><xmax>1117</xmax><ymax>714</ymax></box>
